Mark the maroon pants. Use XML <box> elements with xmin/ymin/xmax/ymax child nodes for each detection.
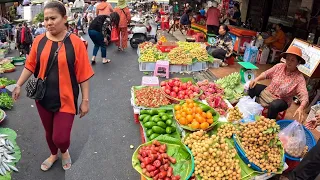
<box><xmin>36</xmin><ymin>102</ymin><xmax>75</xmax><ymax>155</ymax></box>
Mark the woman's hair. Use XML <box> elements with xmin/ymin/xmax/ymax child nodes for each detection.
<box><xmin>44</xmin><ymin>1</ymin><xmax>66</xmax><ymax>17</ymax></box>
<box><xmin>220</xmin><ymin>24</ymin><xmax>229</xmax><ymax>32</ymax></box>
<box><xmin>234</xmin><ymin>3</ymin><xmax>240</xmax><ymax>10</ymax></box>
<box><xmin>110</xmin><ymin>12</ymin><xmax>120</xmax><ymax>28</ymax></box>
<box><xmin>23</xmin><ymin>22</ymin><xmax>28</xmax><ymax>27</ymax></box>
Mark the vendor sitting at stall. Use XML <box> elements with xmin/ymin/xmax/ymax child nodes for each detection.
<box><xmin>264</xmin><ymin>24</ymin><xmax>286</xmax><ymax>50</ymax></box>
<box><xmin>206</xmin><ymin>25</ymin><xmax>233</xmax><ymax>66</ymax></box>
<box><xmin>248</xmin><ymin>46</ymin><xmax>308</xmax><ymax>121</ymax></box>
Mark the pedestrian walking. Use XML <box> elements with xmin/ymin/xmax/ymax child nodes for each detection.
<box><xmin>114</xmin><ymin>0</ymin><xmax>131</xmax><ymax>51</ymax></box>
<box><xmin>20</xmin><ymin>22</ymin><xmax>33</xmax><ymax>55</ymax></box>
<box><xmin>206</xmin><ymin>1</ymin><xmax>221</xmax><ymax>35</ymax></box>
<box><xmin>88</xmin><ymin>12</ymin><xmax>120</xmax><ymax>64</ymax></box>
<box><xmin>12</xmin><ymin>1</ymin><xmax>94</xmax><ymax>171</ymax></box>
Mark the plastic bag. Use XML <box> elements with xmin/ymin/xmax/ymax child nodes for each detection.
<box><xmin>278</xmin><ymin>121</ymin><xmax>308</xmax><ymax>158</ymax></box>
<box><xmin>236</xmin><ymin>96</ymin><xmax>264</xmax><ymax>119</ymax></box>
<box><xmin>111</xmin><ymin>27</ymin><xmax>119</xmax><ymax>42</ymax></box>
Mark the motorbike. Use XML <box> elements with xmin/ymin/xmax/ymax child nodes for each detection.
<box><xmin>128</xmin><ymin>14</ymin><xmax>158</xmax><ymax>48</ymax></box>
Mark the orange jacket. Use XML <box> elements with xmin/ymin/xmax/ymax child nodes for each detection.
<box><xmin>114</xmin><ymin>7</ymin><xmax>131</xmax><ymax>28</ymax></box>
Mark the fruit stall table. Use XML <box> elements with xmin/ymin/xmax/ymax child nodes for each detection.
<box><xmin>227</xmin><ymin>25</ymin><xmax>257</xmax><ymax>54</ymax></box>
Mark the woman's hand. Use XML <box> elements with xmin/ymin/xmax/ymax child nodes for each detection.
<box><xmin>12</xmin><ymin>85</ymin><xmax>21</xmax><ymax>101</ymax></box>
<box><xmin>249</xmin><ymin>80</ymin><xmax>258</xmax><ymax>89</ymax></box>
<box><xmin>293</xmin><ymin>106</ymin><xmax>305</xmax><ymax>123</ymax></box>
<box><xmin>305</xmin><ymin>115</ymin><xmax>320</xmax><ymax>130</ymax></box>
<box><xmin>79</xmin><ymin>100</ymin><xmax>89</xmax><ymax>118</ymax></box>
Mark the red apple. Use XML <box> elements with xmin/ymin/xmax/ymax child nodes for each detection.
<box><xmin>165</xmin><ymin>89</ymin><xmax>171</xmax><ymax>95</ymax></box>
<box><xmin>160</xmin><ymin>81</ymin><xmax>166</xmax><ymax>87</ymax></box>
<box><xmin>173</xmin><ymin>86</ymin><xmax>179</xmax><ymax>93</ymax></box>
<box><xmin>170</xmin><ymin>91</ymin><xmax>177</xmax><ymax>98</ymax></box>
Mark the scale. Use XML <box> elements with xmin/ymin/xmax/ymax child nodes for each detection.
<box><xmin>238</xmin><ymin>62</ymin><xmax>259</xmax><ymax>83</ymax></box>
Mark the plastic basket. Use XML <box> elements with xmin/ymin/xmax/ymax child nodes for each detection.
<box><xmin>169</xmin><ymin>64</ymin><xmax>188</xmax><ymax>72</ymax></box>
<box><xmin>139</xmin><ymin>62</ymin><xmax>156</xmax><ymax>72</ymax></box>
<box><xmin>233</xmin><ymin>134</ymin><xmax>285</xmax><ymax>172</ymax></box>
<box><xmin>276</xmin><ymin>120</ymin><xmax>317</xmax><ymax>161</ymax></box>
<box><xmin>306</xmin><ymin>104</ymin><xmax>320</xmax><ymax>122</ymax></box>
<box><xmin>187</xmin><ymin>62</ymin><xmax>207</xmax><ymax>71</ymax></box>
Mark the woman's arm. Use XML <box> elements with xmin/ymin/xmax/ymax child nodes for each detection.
<box><xmin>80</xmin><ymin>80</ymin><xmax>90</xmax><ymax>100</ymax></box>
<box><xmin>17</xmin><ymin>68</ymin><xmax>33</xmax><ymax>86</ymax></box>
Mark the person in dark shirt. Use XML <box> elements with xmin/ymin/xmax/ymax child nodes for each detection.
<box><xmin>180</xmin><ymin>9</ymin><xmax>192</xmax><ymax>26</ymax></box>
<box><xmin>228</xmin><ymin>3</ymin><xmax>241</xmax><ymax>26</ymax></box>
<box><xmin>88</xmin><ymin>12</ymin><xmax>120</xmax><ymax>64</ymax></box>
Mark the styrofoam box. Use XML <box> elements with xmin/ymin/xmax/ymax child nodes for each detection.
<box><xmin>170</xmin><ymin>65</ymin><xmax>188</xmax><ymax>72</ymax></box>
<box><xmin>139</xmin><ymin>62</ymin><xmax>156</xmax><ymax>71</ymax></box>
<box><xmin>187</xmin><ymin>62</ymin><xmax>207</xmax><ymax>71</ymax></box>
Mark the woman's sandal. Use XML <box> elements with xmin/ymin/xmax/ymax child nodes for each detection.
<box><xmin>62</xmin><ymin>157</ymin><xmax>72</xmax><ymax>170</ymax></box>
<box><xmin>41</xmin><ymin>158</ymin><xmax>58</xmax><ymax>171</ymax></box>
<box><xmin>102</xmin><ymin>59</ymin><xmax>111</xmax><ymax>64</ymax></box>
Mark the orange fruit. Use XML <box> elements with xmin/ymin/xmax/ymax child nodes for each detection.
<box><xmin>186</xmin><ymin>99</ymin><xmax>193</xmax><ymax>104</ymax></box>
<box><xmin>176</xmin><ymin>114</ymin><xmax>182</xmax><ymax>120</ymax></box>
<box><xmin>179</xmin><ymin>117</ymin><xmax>187</xmax><ymax>125</ymax></box>
<box><xmin>207</xmin><ymin>118</ymin><xmax>214</xmax><ymax>124</ymax></box>
<box><xmin>191</xmin><ymin>121</ymin><xmax>200</xmax><ymax>129</ymax></box>
<box><xmin>192</xmin><ymin>107</ymin><xmax>197</xmax><ymax>113</ymax></box>
<box><xmin>198</xmin><ymin>117</ymin><xmax>205</xmax><ymax>123</ymax></box>
<box><xmin>200</xmin><ymin>122</ymin><xmax>209</xmax><ymax>130</ymax></box>
<box><xmin>193</xmin><ymin>103</ymin><xmax>198</xmax><ymax>107</ymax></box>
<box><xmin>186</xmin><ymin>109</ymin><xmax>193</xmax><ymax>115</ymax></box>
<box><xmin>187</xmin><ymin>103</ymin><xmax>194</xmax><ymax>108</ymax></box>
<box><xmin>201</xmin><ymin>112</ymin><xmax>207</xmax><ymax>118</ymax></box>
<box><xmin>174</xmin><ymin>105</ymin><xmax>181</xmax><ymax>111</ymax></box>
<box><xmin>206</xmin><ymin>111</ymin><xmax>213</xmax><ymax>119</ymax></box>
<box><xmin>195</xmin><ymin>107</ymin><xmax>202</xmax><ymax>114</ymax></box>
<box><xmin>181</xmin><ymin>111</ymin><xmax>187</xmax><ymax>117</ymax></box>
<box><xmin>186</xmin><ymin>115</ymin><xmax>193</xmax><ymax>122</ymax></box>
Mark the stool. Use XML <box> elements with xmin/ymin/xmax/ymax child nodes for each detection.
<box><xmin>154</xmin><ymin>60</ymin><xmax>169</xmax><ymax>79</ymax></box>
<box><xmin>262</xmin><ymin>107</ymin><xmax>286</xmax><ymax>120</ymax></box>
<box><xmin>141</xmin><ymin>76</ymin><xmax>159</xmax><ymax>86</ymax></box>
<box><xmin>186</xmin><ymin>29</ymin><xmax>195</xmax><ymax>36</ymax></box>
<box><xmin>192</xmin><ymin>33</ymin><xmax>205</xmax><ymax>42</ymax></box>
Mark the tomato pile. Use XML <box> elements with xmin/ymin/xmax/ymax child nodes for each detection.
<box><xmin>197</xmin><ymin>80</ymin><xmax>228</xmax><ymax>116</ymax></box>
<box><xmin>160</xmin><ymin>78</ymin><xmax>201</xmax><ymax>100</ymax></box>
<box><xmin>174</xmin><ymin>99</ymin><xmax>216</xmax><ymax>130</ymax></box>
<box><xmin>135</xmin><ymin>87</ymin><xmax>171</xmax><ymax>108</ymax></box>
<box><xmin>137</xmin><ymin>140</ymin><xmax>181</xmax><ymax>180</ymax></box>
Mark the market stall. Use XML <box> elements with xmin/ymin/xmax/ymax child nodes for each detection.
<box><xmin>130</xmin><ymin>71</ymin><xmax>317</xmax><ymax>179</ymax></box>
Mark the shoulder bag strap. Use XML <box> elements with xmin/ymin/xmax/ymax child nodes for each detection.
<box><xmin>44</xmin><ymin>32</ymin><xmax>71</xmax><ymax>79</ymax></box>
<box><xmin>121</xmin><ymin>8</ymin><xmax>128</xmax><ymax>22</ymax></box>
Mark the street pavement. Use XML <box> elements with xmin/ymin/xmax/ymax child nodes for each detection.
<box><xmin>5</xmin><ymin>35</ymin><xmax>142</xmax><ymax>180</ymax></box>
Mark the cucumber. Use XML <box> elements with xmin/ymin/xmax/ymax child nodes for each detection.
<box><xmin>166</xmin><ymin>119</ymin><xmax>173</xmax><ymax>126</ymax></box>
<box><xmin>139</xmin><ymin>114</ymin><xmax>147</xmax><ymax>121</ymax></box>
<box><xmin>146</xmin><ymin>129</ymin><xmax>153</xmax><ymax>137</ymax></box>
<box><xmin>149</xmin><ymin>133</ymin><xmax>160</xmax><ymax>140</ymax></box>
<box><xmin>166</xmin><ymin>127</ymin><xmax>173</xmax><ymax>134</ymax></box>
<box><xmin>157</xmin><ymin>109</ymin><xmax>166</xmax><ymax>113</ymax></box>
<box><xmin>142</xmin><ymin>115</ymin><xmax>151</xmax><ymax>123</ymax></box>
<box><xmin>151</xmin><ymin>115</ymin><xmax>159</xmax><ymax>121</ymax></box>
<box><xmin>150</xmin><ymin>109</ymin><xmax>158</xmax><ymax>116</ymax></box>
<box><xmin>152</xmin><ymin>126</ymin><xmax>166</xmax><ymax>134</ymax></box>
<box><xmin>140</xmin><ymin>110</ymin><xmax>150</xmax><ymax>115</ymax></box>
<box><xmin>144</xmin><ymin>122</ymin><xmax>157</xmax><ymax>129</ymax></box>
<box><xmin>157</xmin><ymin>121</ymin><xmax>167</xmax><ymax>129</ymax></box>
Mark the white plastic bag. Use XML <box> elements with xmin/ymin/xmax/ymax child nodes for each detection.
<box><xmin>236</xmin><ymin>96</ymin><xmax>264</xmax><ymax>119</ymax></box>
<box><xmin>279</xmin><ymin>121</ymin><xmax>308</xmax><ymax>158</ymax></box>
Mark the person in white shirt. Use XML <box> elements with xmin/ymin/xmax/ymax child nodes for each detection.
<box><xmin>34</xmin><ymin>23</ymin><xmax>46</xmax><ymax>36</ymax></box>
<box><xmin>73</xmin><ymin>0</ymin><xmax>85</xmax><ymax>8</ymax></box>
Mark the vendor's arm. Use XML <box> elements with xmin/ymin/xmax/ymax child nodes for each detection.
<box><xmin>225</xmin><ymin>39</ymin><xmax>233</xmax><ymax>57</ymax></box>
<box><xmin>297</xmin><ymin>79</ymin><xmax>309</xmax><ymax>109</ymax></box>
<box><xmin>250</xmin><ymin>63</ymin><xmax>281</xmax><ymax>88</ymax></box>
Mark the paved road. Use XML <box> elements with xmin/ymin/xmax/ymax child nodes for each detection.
<box><xmin>5</xmin><ymin>35</ymin><xmax>142</xmax><ymax>180</ymax></box>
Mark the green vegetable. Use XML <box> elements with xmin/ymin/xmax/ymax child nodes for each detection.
<box><xmin>150</xmin><ymin>109</ymin><xmax>158</xmax><ymax>116</ymax></box>
<box><xmin>153</xmin><ymin>117</ymin><xmax>161</xmax><ymax>122</ymax></box>
<box><xmin>149</xmin><ymin>133</ymin><xmax>160</xmax><ymax>140</ymax></box>
<box><xmin>157</xmin><ymin>121</ymin><xmax>167</xmax><ymax>129</ymax></box>
<box><xmin>0</xmin><ymin>78</ymin><xmax>16</xmax><ymax>87</ymax></box>
<box><xmin>158</xmin><ymin>112</ymin><xmax>166</xmax><ymax>117</ymax></box>
<box><xmin>152</xmin><ymin>126</ymin><xmax>166</xmax><ymax>134</ymax></box>
<box><xmin>142</xmin><ymin>115</ymin><xmax>151</xmax><ymax>123</ymax></box>
<box><xmin>144</xmin><ymin>122</ymin><xmax>157</xmax><ymax>129</ymax></box>
<box><xmin>166</xmin><ymin>119</ymin><xmax>173</xmax><ymax>126</ymax></box>
<box><xmin>157</xmin><ymin>109</ymin><xmax>166</xmax><ymax>113</ymax></box>
<box><xmin>140</xmin><ymin>110</ymin><xmax>150</xmax><ymax>115</ymax></box>
<box><xmin>151</xmin><ymin>115</ymin><xmax>159</xmax><ymax>121</ymax></box>
<box><xmin>165</xmin><ymin>127</ymin><xmax>173</xmax><ymax>134</ymax></box>
<box><xmin>161</xmin><ymin>115</ymin><xmax>169</xmax><ymax>121</ymax></box>
<box><xmin>0</xmin><ymin>93</ymin><xmax>13</xmax><ymax>109</ymax></box>
<box><xmin>139</xmin><ymin>114</ymin><xmax>147</xmax><ymax>121</ymax></box>
<box><xmin>146</xmin><ymin>129</ymin><xmax>153</xmax><ymax>137</ymax></box>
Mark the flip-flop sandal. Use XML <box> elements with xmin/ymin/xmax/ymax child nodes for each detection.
<box><xmin>91</xmin><ymin>60</ymin><xmax>96</xmax><ymax>64</ymax></box>
<box><xmin>62</xmin><ymin>157</ymin><xmax>72</xmax><ymax>170</ymax></box>
<box><xmin>102</xmin><ymin>59</ymin><xmax>111</xmax><ymax>64</ymax></box>
<box><xmin>41</xmin><ymin>158</ymin><xmax>58</xmax><ymax>171</ymax></box>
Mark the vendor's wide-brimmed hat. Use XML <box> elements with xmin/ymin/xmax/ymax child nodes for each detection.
<box><xmin>117</xmin><ymin>0</ymin><xmax>127</xmax><ymax>9</ymax></box>
<box><xmin>280</xmin><ymin>46</ymin><xmax>306</xmax><ymax>64</ymax></box>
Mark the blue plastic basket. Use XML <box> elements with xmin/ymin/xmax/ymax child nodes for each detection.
<box><xmin>277</xmin><ymin>120</ymin><xmax>317</xmax><ymax>161</ymax></box>
<box><xmin>233</xmin><ymin>134</ymin><xmax>285</xmax><ymax>172</ymax></box>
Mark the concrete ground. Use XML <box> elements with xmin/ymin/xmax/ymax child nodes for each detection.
<box><xmin>4</xmin><ymin>35</ymin><xmax>142</xmax><ymax>180</ymax></box>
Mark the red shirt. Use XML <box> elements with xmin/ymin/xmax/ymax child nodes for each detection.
<box><xmin>206</xmin><ymin>7</ymin><xmax>221</xmax><ymax>26</ymax></box>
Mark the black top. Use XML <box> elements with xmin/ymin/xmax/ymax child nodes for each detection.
<box><xmin>230</xmin><ymin>11</ymin><xmax>241</xmax><ymax>26</ymax></box>
<box><xmin>88</xmin><ymin>15</ymin><xmax>111</xmax><ymax>36</ymax></box>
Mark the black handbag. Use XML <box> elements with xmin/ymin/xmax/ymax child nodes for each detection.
<box><xmin>25</xmin><ymin>32</ymin><xmax>71</xmax><ymax>100</ymax></box>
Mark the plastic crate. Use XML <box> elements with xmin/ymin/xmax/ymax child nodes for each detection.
<box><xmin>306</xmin><ymin>104</ymin><xmax>320</xmax><ymax>122</ymax></box>
<box><xmin>187</xmin><ymin>62</ymin><xmax>207</xmax><ymax>71</ymax></box>
<box><xmin>277</xmin><ymin>120</ymin><xmax>317</xmax><ymax>161</ymax></box>
<box><xmin>208</xmin><ymin>59</ymin><xmax>222</xmax><ymax>68</ymax></box>
<box><xmin>139</xmin><ymin>62</ymin><xmax>156</xmax><ymax>71</ymax></box>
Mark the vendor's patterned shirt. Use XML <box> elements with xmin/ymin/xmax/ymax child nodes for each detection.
<box><xmin>264</xmin><ymin>63</ymin><xmax>308</xmax><ymax>107</ymax></box>
<box><xmin>215</xmin><ymin>33</ymin><xmax>233</xmax><ymax>57</ymax></box>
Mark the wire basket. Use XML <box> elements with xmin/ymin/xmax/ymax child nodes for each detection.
<box><xmin>276</xmin><ymin>120</ymin><xmax>317</xmax><ymax>161</ymax></box>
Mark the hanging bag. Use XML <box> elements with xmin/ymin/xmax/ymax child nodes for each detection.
<box><xmin>25</xmin><ymin>32</ymin><xmax>71</xmax><ymax>100</ymax></box>
<box><xmin>111</xmin><ymin>26</ymin><xmax>119</xmax><ymax>42</ymax></box>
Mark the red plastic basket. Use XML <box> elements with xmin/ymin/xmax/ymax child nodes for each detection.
<box><xmin>157</xmin><ymin>42</ymin><xmax>178</xmax><ymax>53</ymax></box>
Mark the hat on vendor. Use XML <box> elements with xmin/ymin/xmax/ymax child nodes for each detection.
<box><xmin>117</xmin><ymin>0</ymin><xmax>127</xmax><ymax>9</ymax></box>
<box><xmin>280</xmin><ymin>46</ymin><xmax>306</xmax><ymax>64</ymax></box>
